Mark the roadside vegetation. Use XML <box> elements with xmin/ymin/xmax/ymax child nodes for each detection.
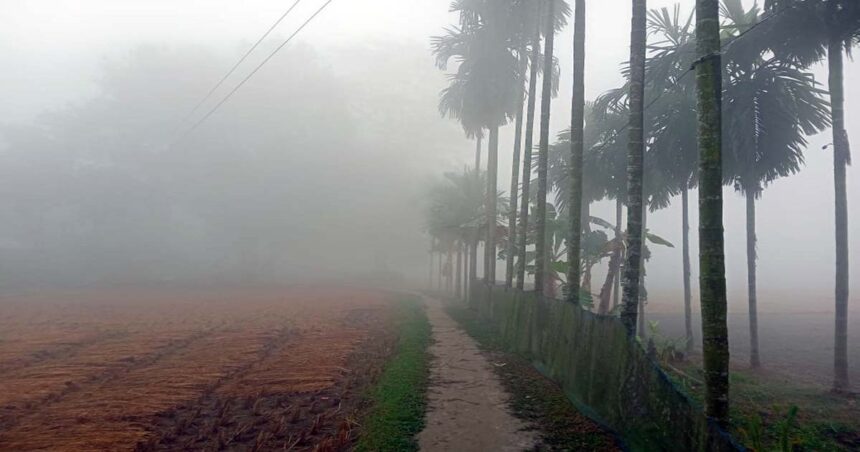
<box><xmin>639</xmin><ymin>321</ymin><xmax>860</xmax><ymax>451</ymax></box>
<box><xmin>667</xmin><ymin>360</ymin><xmax>860</xmax><ymax>451</ymax></box>
<box><xmin>356</xmin><ymin>297</ymin><xmax>432</xmax><ymax>452</ymax></box>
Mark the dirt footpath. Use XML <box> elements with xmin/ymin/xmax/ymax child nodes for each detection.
<box><xmin>418</xmin><ymin>296</ymin><xmax>537</xmax><ymax>452</ymax></box>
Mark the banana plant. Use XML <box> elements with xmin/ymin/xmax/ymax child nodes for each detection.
<box><xmin>513</xmin><ymin>203</ymin><xmax>672</xmax><ymax>306</ymax></box>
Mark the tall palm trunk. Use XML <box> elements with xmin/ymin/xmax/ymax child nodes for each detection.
<box><xmin>483</xmin><ymin>231</ymin><xmax>489</xmax><ymax>281</ymax></box>
<box><xmin>613</xmin><ymin>198</ymin><xmax>622</xmax><ymax>310</ymax></box>
<box><xmin>446</xmin><ymin>246</ymin><xmax>453</xmax><ymax>293</ymax></box>
<box><xmin>437</xmin><ymin>249</ymin><xmax>443</xmax><ymax>291</ymax></box>
<box><xmin>475</xmin><ymin>134</ymin><xmax>482</xmax><ymax>170</ymax></box>
<box><xmin>506</xmin><ymin>48</ymin><xmax>528</xmax><ymax>289</ymax></box>
<box><xmin>638</xmin><ymin>205</ymin><xmax>647</xmax><ymax>337</ymax></box>
<box><xmin>598</xmin><ymin>226</ymin><xmax>622</xmax><ymax>315</ymax></box>
<box><xmin>682</xmin><ymin>187</ymin><xmax>694</xmax><ymax>354</ymax></box>
<box><xmin>463</xmin><ymin>241</ymin><xmax>469</xmax><ymax>299</ymax></box>
<box><xmin>696</xmin><ymin>0</ymin><xmax>730</xmax><ymax>427</ymax></box>
<box><xmin>516</xmin><ymin>19</ymin><xmax>542</xmax><ymax>291</ymax></box>
<box><xmin>829</xmin><ymin>37</ymin><xmax>851</xmax><ymax>393</ymax></box>
<box><xmin>463</xmin><ymin>241</ymin><xmax>468</xmax><ymax>298</ymax></box>
<box><xmin>567</xmin><ymin>0</ymin><xmax>586</xmax><ymax>304</ymax></box>
<box><xmin>746</xmin><ymin>191</ymin><xmax>760</xmax><ymax>368</ymax></box>
<box><xmin>621</xmin><ymin>0</ymin><xmax>647</xmax><ymax>336</ymax></box>
<box><xmin>456</xmin><ymin>240</ymin><xmax>463</xmax><ymax>299</ymax></box>
<box><xmin>469</xmin><ymin>237</ymin><xmax>478</xmax><ymax>298</ymax></box>
<box><xmin>581</xmin><ymin>202</ymin><xmax>593</xmax><ymax>294</ymax></box>
<box><xmin>485</xmin><ymin>126</ymin><xmax>500</xmax><ymax>285</ymax></box>
<box><xmin>534</xmin><ymin>0</ymin><xmax>556</xmax><ymax>295</ymax></box>
<box><xmin>475</xmin><ymin>133</ymin><xmax>484</xmax><ymax>286</ymax></box>
<box><xmin>429</xmin><ymin>238</ymin><xmax>435</xmax><ymax>291</ymax></box>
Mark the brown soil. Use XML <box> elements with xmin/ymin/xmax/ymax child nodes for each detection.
<box><xmin>0</xmin><ymin>286</ymin><xmax>397</xmax><ymax>451</ymax></box>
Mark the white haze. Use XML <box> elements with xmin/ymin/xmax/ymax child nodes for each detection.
<box><xmin>0</xmin><ymin>0</ymin><xmax>857</xmax><ymax>316</ymax></box>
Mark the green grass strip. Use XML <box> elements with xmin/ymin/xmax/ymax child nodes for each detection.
<box><xmin>356</xmin><ymin>297</ymin><xmax>431</xmax><ymax>452</ymax></box>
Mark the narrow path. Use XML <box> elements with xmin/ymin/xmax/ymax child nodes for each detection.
<box><xmin>418</xmin><ymin>296</ymin><xmax>537</xmax><ymax>451</ymax></box>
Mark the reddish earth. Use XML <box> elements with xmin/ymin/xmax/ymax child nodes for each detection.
<box><xmin>0</xmin><ymin>286</ymin><xmax>398</xmax><ymax>451</ymax></box>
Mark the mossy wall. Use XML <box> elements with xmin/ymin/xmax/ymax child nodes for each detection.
<box><xmin>470</xmin><ymin>284</ymin><xmax>742</xmax><ymax>451</ymax></box>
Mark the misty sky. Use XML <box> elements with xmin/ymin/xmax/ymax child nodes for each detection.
<box><xmin>1</xmin><ymin>0</ymin><xmax>858</xmax><ymax>314</ymax></box>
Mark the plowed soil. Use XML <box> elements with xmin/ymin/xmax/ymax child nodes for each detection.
<box><xmin>0</xmin><ymin>286</ymin><xmax>398</xmax><ymax>451</ymax></box>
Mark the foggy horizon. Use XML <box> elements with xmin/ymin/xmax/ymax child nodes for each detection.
<box><xmin>1</xmin><ymin>0</ymin><xmax>857</xmax><ymax>316</ymax></box>
<box><xmin>1</xmin><ymin>1</ymin><xmax>859</xmax><ymax>450</ymax></box>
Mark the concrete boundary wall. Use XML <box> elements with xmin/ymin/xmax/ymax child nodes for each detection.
<box><xmin>469</xmin><ymin>284</ymin><xmax>742</xmax><ymax>451</ymax></box>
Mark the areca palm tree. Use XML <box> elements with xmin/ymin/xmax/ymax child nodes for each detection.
<box><xmin>516</xmin><ymin>0</ymin><xmax>570</xmax><ymax>291</ymax></box>
<box><xmin>505</xmin><ymin>0</ymin><xmax>545</xmax><ymax>289</ymax></box>
<box><xmin>545</xmin><ymin>104</ymin><xmax>618</xmax><ymax>297</ymax></box>
<box><xmin>569</xmin><ymin>82</ymin><xmax>679</xmax><ymax>332</ymax></box>
<box><xmin>434</xmin><ymin>0</ymin><xmax>523</xmax><ymax>285</ymax></box>
<box><xmin>696</xmin><ymin>0</ymin><xmax>730</xmax><ymax>427</ymax></box>
<box><xmin>587</xmin><ymin>104</ymin><xmax>629</xmax><ymax>312</ymax></box>
<box><xmin>506</xmin><ymin>46</ymin><xmax>528</xmax><ymax>289</ymax></box>
<box><xmin>566</xmin><ymin>0</ymin><xmax>587</xmax><ymax>304</ymax></box>
<box><xmin>647</xmin><ymin>5</ymin><xmax>699</xmax><ymax>353</ymax></box>
<box><xmin>591</xmin><ymin>2</ymin><xmax>681</xmax><ymax>336</ymax></box>
<box><xmin>720</xmin><ymin>0</ymin><xmax>831</xmax><ymax>369</ymax></box>
<box><xmin>594</xmin><ymin>84</ymin><xmax>684</xmax><ymax>337</ymax></box>
<box><xmin>524</xmin><ymin>122</ymin><xmax>678</xmax><ymax>307</ymax></box>
<box><xmin>516</xmin><ymin>13</ymin><xmax>543</xmax><ymax>291</ymax></box>
<box><xmin>425</xmin><ymin>168</ymin><xmax>494</xmax><ymax>295</ymax></box>
<box><xmin>545</xmin><ymin>100</ymin><xmax>678</xmax><ymax>316</ymax></box>
<box><xmin>535</xmin><ymin>0</ymin><xmax>559</xmax><ymax>295</ymax></box>
<box><xmin>621</xmin><ymin>0</ymin><xmax>649</xmax><ymax>337</ymax></box>
<box><xmin>435</xmin><ymin>0</ymin><xmax>564</xmax><ymax>286</ymax></box>
<box><xmin>647</xmin><ymin>1</ymin><xmax>831</xmax><ymax>363</ymax></box>
<box><xmin>764</xmin><ymin>0</ymin><xmax>860</xmax><ymax>393</ymax></box>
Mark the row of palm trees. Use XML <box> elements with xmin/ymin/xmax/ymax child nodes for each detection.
<box><xmin>547</xmin><ymin>0</ymin><xmax>831</xmax><ymax>363</ymax></box>
<box><xmin>427</xmin><ymin>0</ymin><xmax>857</xmax><ymax>428</ymax></box>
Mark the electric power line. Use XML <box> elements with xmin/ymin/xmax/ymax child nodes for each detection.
<box><xmin>719</xmin><ymin>0</ymin><xmax>805</xmax><ymax>55</ymax></box>
<box><xmin>173</xmin><ymin>0</ymin><xmax>335</xmax><ymax>145</ymax></box>
<box><xmin>173</xmin><ymin>0</ymin><xmax>303</xmax><ymax>134</ymax></box>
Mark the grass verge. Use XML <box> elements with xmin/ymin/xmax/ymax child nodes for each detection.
<box><xmin>355</xmin><ymin>296</ymin><xmax>431</xmax><ymax>452</ymax></box>
<box><xmin>667</xmin><ymin>359</ymin><xmax>859</xmax><ymax>451</ymax></box>
<box><xmin>445</xmin><ymin>301</ymin><xmax>621</xmax><ymax>451</ymax></box>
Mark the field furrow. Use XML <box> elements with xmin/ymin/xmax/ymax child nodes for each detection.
<box><xmin>0</xmin><ymin>287</ymin><xmax>396</xmax><ymax>451</ymax></box>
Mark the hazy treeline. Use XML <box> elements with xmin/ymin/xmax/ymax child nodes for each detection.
<box><xmin>0</xmin><ymin>42</ymin><xmax>462</xmax><ymax>289</ymax></box>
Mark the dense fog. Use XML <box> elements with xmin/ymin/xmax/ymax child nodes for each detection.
<box><xmin>0</xmin><ymin>0</ymin><xmax>470</xmax><ymax>289</ymax></box>
<box><xmin>0</xmin><ymin>0</ymin><xmax>857</xmax><ymax>316</ymax></box>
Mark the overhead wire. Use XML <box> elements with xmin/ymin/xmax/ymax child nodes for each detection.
<box><xmin>173</xmin><ymin>0</ymin><xmax>335</xmax><ymax>145</ymax></box>
<box><xmin>172</xmin><ymin>0</ymin><xmax>303</xmax><ymax>135</ymax></box>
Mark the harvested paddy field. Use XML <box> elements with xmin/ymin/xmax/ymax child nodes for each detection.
<box><xmin>0</xmin><ymin>286</ymin><xmax>400</xmax><ymax>451</ymax></box>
